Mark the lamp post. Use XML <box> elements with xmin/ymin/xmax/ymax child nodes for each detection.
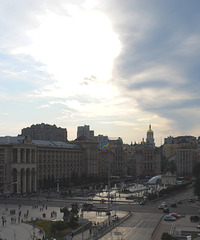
<box><xmin>56</xmin><ymin>179</ymin><xmax>60</xmax><ymax>192</ymax></box>
<box><xmin>107</xmin><ymin>150</ymin><xmax>111</xmax><ymax>223</ymax></box>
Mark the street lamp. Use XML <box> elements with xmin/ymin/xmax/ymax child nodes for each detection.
<box><xmin>56</xmin><ymin>179</ymin><xmax>60</xmax><ymax>192</ymax></box>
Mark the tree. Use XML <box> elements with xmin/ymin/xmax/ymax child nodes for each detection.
<box><xmin>194</xmin><ymin>175</ymin><xmax>200</xmax><ymax>196</ymax></box>
<box><xmin>193</xmin><ymin>162</ymin><xmax>200</xmax><ymax>177</ymax></box>
<box><xmin>161</xmin><ymin>232</ymin><xmax>178</xmax><ymax>240</ymax></box>
<box><xmin>168</xmin><ymin>160</ymin><xmax>177</xmax><ymax>173</ymax></box>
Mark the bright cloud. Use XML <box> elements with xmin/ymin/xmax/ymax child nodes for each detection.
<box><xmin>13</xmin><ymin>6</ymin><xmax>121</xmax><ymax>99</ymax></box>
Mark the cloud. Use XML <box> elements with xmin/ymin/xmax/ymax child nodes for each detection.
<box><xmin>99</xmin><ymin>0</ymin><xmax>200</xmax><ymax>136</ymax></box>
<box><xmin>1</xmin><ymin>0</ymin><xmax>200</xmax><ymax>144</ymax></box>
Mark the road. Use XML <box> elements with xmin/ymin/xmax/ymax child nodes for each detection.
<box><xmin>0</xmin><ymin>185</ymin><xmax>198</xmax><ymax>240</ymax></box>
<box><xmin>100</xmin><ymin>212</ymin><xmax>162</xmax><ymax>240</ymax></box>
<box><xmin>99</xmin><ymin>186</ymin><xmax>199</xmax><ymax>240</ymax></box>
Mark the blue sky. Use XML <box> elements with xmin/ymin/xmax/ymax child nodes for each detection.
<box><xmin>0</xmin><ymin>0</ymin><xmax>200</xmax><ymax>146</ymax></box>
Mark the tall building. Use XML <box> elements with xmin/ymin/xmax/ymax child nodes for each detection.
<box><xmin>21</xmin><ymin>123</ymin><xmax>68</xmax><ymax>142</ymax></box>
<box><xmin>174</xmin><ymin>137</ymin><xmax>198</xmax><ymax>177</ymax></box>
<box><xmin>98</xmin><ymin>138</ymin><xmax>125</xmax><ymax>177</ymax></box>
<box><xmin>123</xmin><ymin>125</ymin><xmax>160</xmax><ymax>178</ymax></box>
<box><xmin>135</xmin><ymin>144</ymin><xmax>161</xmax><ymax>177</ymax></box>
<box><xmin>94</xmin><ymin>134</ymin><xmax>108</xmax><ymax>149</ymax></box>
<box><xmin>77</xmin><ymin>125</ymin><xmax>94</xmax><ymax>141</ymax></box>
<box><xmin>146</xmin><ymin>124</ymin><xmax>155</xmax><ymax>148</ymax></box>
<box><xmin>73</xmin><ymin>136</ymin><xmax>98</xmax><ymax>178</ymax></box>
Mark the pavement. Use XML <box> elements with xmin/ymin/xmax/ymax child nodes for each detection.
<box><xmin>0</xmin><ymin>201</ymin><xmax>127</xmax><ymax>240</ymax></box>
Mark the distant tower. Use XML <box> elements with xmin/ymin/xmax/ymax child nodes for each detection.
<box><xmin>77</xmin><ymin>125</ymin><xmax>94</xmax><ymax>140</ymax></box>
<box><xmin>146</xmin><ymin>124</ymin><xmax>155</xmax><ymax>147</ymax></box>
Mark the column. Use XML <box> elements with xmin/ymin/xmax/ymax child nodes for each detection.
<box><xmin>17</xmin><ymin>149</ymin><xmax>21</xmax><ymax>163</ymax></box>
<box><xmin>23</xmin><ymin>149</ymin><xmax>26</xmax><ymax>163</ymax></box>
<box><xmin>22</xmin><ymin>170</ymin><xmax>26</xmax><ymax>193</ymax></box>
<box><xmin>30</xmin><ymin>149</ymin><xmax>32</xmax><ymax>163</ymax></box>
<box><xmin>17</xmin><ymin>170</ymin><xmax>21</xmax><ymax>194</ymax></box>
<box><xmin>32</xmin><ymin>170</ymin><xmax>37</xmax><ymax>192</ymax></box>
<box><xmin>28</xmin><ymin>170</ymin><xmax>32</xmax><ymax>192</ymax></box>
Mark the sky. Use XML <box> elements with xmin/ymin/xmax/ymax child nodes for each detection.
<box><xmin>1</xmin><ymin>0</ymin><xmax>200</xmax><ymax>146</ymax></box>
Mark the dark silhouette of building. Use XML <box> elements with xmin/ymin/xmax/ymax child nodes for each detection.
<box><xmin>21</xmin><ymin>123</ymin><xmax>68</xmax><ymax>142</ymax></box>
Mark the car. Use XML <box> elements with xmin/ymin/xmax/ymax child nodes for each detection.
<box><xmin>126</xmin><ymin>195</ymin><xmax>135</xmax><ymax>200</ymax></box>
<box><xmin>164</xmin><ymin>215</ymin><xmax>176</xmax><ymax>221</ymax></box>
<box><xmin>196</xmin><ymin>225</ymin><xmax>200</xmax><ymax>229</ymax></box>
<box><xmin>163</xmin><ymin>207</ymin><xmax>170</xmax><ymax>213</ymax></box>
<box><xmin>188</xmin><ymin>198</ymin><xmax>196</xmax><ymax>203</ymax></box>
<box><xmin>171</xmin><ymin>203</ymin><xmax>177</xmax><ymax>207</ymax></box>
<box><xmin>107</xmin><ymin>193</ymin><xmax>115</xmax><ymax>199</ymax></box>
<box><xmin>158</xmin><ymin>203</ymin><xmax>167</xmax><ymax>209</ymax></box>
<box><xmin>190</xmin><ymin>216</ymin><xmax>199</xmax><ymax>222</ymax></box>
<box><xmin>139</xmin><ymin>201</ymin><xmax>145</xmax><ymax>205</ymax></box>
<box><xmin>82</xmin><ymin>203</ymin><xmax>97</xmax><ymax>211</ymax></box>
<box><xmin>111</xmin><ymin>215</ymin><xmax>119</xmax><ymax>223</ymax></box>
<box><xmin>169</xmin><ymin>213</ymin><xmax>181</xmax><ymax>219</ymax></box>
<box><xmin>177</xmin><ymin>200</ymin><xmax>183</xmax><ymax>204</ymax></box>
<box><xmin>100</xmin><ymin>198</ymin><xmax>106</xmax><ymax>203</ymax></box>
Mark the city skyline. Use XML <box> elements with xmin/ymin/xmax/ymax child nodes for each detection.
<box><xmin>1</xmin><ymin>1</ymin><xmax>200</xmax><ymax>146</ymax></box>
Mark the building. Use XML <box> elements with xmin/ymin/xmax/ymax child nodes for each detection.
<box><xmin>162</xmin><ymin>172</ymin><xmax>176</xmax><ymax>185</ymax></box>
<box><xmin>162</xmin><ymin>143</ymin><xmax>176</xmax><ymax>159</ymax></box>
<box><xmin>21</xmin><ymin>123</ymin><xmax>68</xmax><ymax>142</ymax></box>
<box><xmin>73</xmin><ymin>136</ymin><xmax>98</xmax><ymax>178</ymax></box>
<box><xmin>0</xmin><ymin>136</ymin><xmax>82</xmax><ymax>194</ymax></box>
<box><xmin>77</xmin><ymin>125</ymin><xmax>94</xmax><ymax>141</ymax></box>
<box><xmin>163</xmin><ymin>135</ymin><xmax>199</xmax><ymax>177</ymax></box>
<box><xmin>164</xmin><ymin>136</ymin><xmax>174</xmax><ymax>144</ymax></box>
<box><xmin>98</xmin><ymin>138</ymin><xmax>125</xmax><ymax>178</ymax></box>
<box><xmin>135</xmin><ymin>145</ymin><xmax>161</xmax><ymax>177</ymax></box>
<box><xmin>147</xmin><ymin>175</ymin><xmax>162</xmax><ymax>184</ymax></box>
<box><xmin>128</xmin><ymin>125</ymin><xmax>161</xmax><ymax>178</ymax></box>
<box><xmin>146</xmin><ymin>124</ymin><xmax>155</xmax><ymax>148</ymax></box>
<box><xmin>176</xmin><ymin>145</ymin><xmax>198</xmax><ymax>177</ymax></box>
<box><xmin>94</xmin><ymin>134</ymin><xmax>108</xmax><ymax>149</ymax></box>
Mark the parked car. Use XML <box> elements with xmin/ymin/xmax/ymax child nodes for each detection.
<box><xmin>171</xmin><ymin>203</ymin><xmax>177</xmax><ymax>208</ymax></box>
<box><xmin>188</xmin><ymin>198</ymin><xmax>196</xmax><ymax>203</ymax></box>
<box><xmin>82</xmin><ymin>203</ymin><xmax>97</xmax><ymax>211</ymax></box>
<box><xmin>190</xmin><ymin>216</ymin><xmax>199</xmax><ymax>222</ymax></box>
<box><xmin>164</xmin><ymin>215</ymin><xmax>176</xmax><ymax>221</ymax></box>
<box><xmin>163</xmin><ymin>207</ymin><xmax>170</xmax><ymax>213</ymax></box>
<box><xmin>111</xmin><ymin>215</ymin><xmax>119</xmax><ymax>223</ymax></box>
<box><xmin>139</xmin><ymin>201</ymin><xmax>145</xmax><ymax>205</ymax></box>
<box><xmin>158</xmin><ymin>202</ymin><xmax>167</xmax><ymax>209</ymax></box>
<box><xmin>126</xmin><ymin>195</ymin><xmax>135</xmax><ymax>200</ymax></box>
<box><xmin>169</xmin><ymin>213</ymin><xmax>181</xmax><ymax>219</ymax></box>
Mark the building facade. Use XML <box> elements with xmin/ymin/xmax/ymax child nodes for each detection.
<box><xmin>77</xmin><ymin>125</ymin><xmax>94</xmax><ymax>141</ymax></box>
<box><xmin>21</xmin><ymin>123</ymin><xmax>68</xmax><ymax>142</ymax></box>
<box><xmin>73</xmin><ymin>136</ymin><xmax>99</xmax><ymax>178</ymax></box>
<box><xmin>0</xmin><ymin>136</ymin><xmax>82</xmax><ymax>194</ymax></box>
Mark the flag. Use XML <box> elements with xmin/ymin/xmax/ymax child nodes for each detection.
<box><xmin>102</xmin><ymin>139</ymin><xmax>109</xmax><ymax>148</ymax></box>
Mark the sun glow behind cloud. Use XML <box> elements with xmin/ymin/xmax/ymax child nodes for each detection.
<box><xmin>13</xmin><ymin>6</ymin><xmax>121</xmax><ymax>100</ymax></box>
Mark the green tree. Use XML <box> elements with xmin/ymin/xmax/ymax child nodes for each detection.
<box><xmin>193</xmin><ymin>162</ymin><xmax>200</xmax><ymax>177</ymax></box>
<box><xmin>194</xmin><ymin>175</ymin><xmax>200</xmax><ymax>196</ymax></box>
<box><xmin>168</xmin><ymin>160</ymin><xmax>177</xmax><ymax>173</ymax></box>
<box><xmin>161</xmin><ymin>232</ymin><xmax>178</xmax><ymax>240</ymax></box>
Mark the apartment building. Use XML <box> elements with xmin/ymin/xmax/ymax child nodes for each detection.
<box><xmin>21</xmin><ymin>123</ymin><xmax>68</xmax><ymax>142</ymax></box>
